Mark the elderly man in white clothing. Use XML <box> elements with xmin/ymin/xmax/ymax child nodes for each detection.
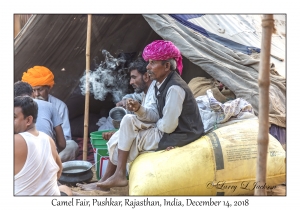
<box><xmin>96</xmin><ymin>41</ymin><xmax>204</xmax><ymax>191</ymax></box>
<box><xmin>22</xmin><ymin>66</ymin><xmax>79</xmax><ymax>162</ymax></box>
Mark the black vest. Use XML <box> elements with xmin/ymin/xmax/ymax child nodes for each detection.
<box><xmin>155</xmin><ymin>71</ymin><xmax>204</xmax><ymax>151</ymax></box>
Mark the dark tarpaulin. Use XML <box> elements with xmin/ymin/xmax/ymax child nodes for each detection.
<box><xmin>14</xmin><ymin>14</ymin><xmax>211</xmax><ymax>121</ymax></box>
<box><xmin>14</xmin><ymin>14</ymin><xmax>161</xmax><ymax>103</ymax></box>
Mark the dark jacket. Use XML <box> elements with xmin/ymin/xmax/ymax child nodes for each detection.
<box><xmin>155</xmin><ymin>71</ymin><xmax>204</xmax><ymax>151</ymax></box>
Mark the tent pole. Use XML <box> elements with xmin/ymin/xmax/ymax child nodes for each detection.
<box><xmin>14</xmin><ymin>15</ymin><xmax>21</xmax><ymax>38</ymax></box>
<box><xmin>255</xmin><ymin>14</ymin><xmax>274</xmax><ymax>196</ymax></box>
<box><xmin>83</xmin><ymin>14</ymin><xmax>92</xmax><ymax>161</ymax></box>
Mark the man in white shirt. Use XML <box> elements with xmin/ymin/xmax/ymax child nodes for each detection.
<box><xmin>77</xmin><ymin>58</ymin><xmax>159</xmax><ymax>191</ymax></box>
<box><xmin>103</xmin><ymin>58</ymin><xmax>157</xmax><ymax>140</ymax></box>
<box><xmin>22</xmin><ymin>66</ymin><xmax>79</xmax><ymax>162</ymax></box>
<box><xmin>14</xmin><ymin>96</ymin><xmax>72</xmax><ymax>195</ymax></box>
<box><xmin>96</xmin><ymin>42</ymin><xmax>204</xmax><ymax>191</ymax></box>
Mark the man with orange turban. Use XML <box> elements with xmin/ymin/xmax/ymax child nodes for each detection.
<box><xmin>22</xmin><ymin>66</ymin><xmax>78</xmax><ymax>162</ymax></box>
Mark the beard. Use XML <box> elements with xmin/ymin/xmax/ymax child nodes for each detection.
<box><xmin>133</xmin><ymin>80</ymin><xmax>147</xmax><ymax>93</ymax></box>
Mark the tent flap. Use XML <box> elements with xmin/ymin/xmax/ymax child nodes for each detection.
<box><xmin>14</xmin><ymin>14</ymin><xmax>286</xmax><ymax>128</ymax></box>
<box><xmin>142</xmin><ymin>14</ymin><xmax>286</xmax><ymax>127</ymax></box>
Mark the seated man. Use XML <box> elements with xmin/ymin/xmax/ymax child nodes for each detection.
<box><xmin>14</xmin><ymin>96</ymin><xmax>72</xmax><ymax>195</ymax></box>
<box><xmin>103</xmin><ymin>57</ymin><xmax>156</xmax><ymax>140</ymax></box>
<box><xmin>96</xmin><ymin>40</ymin><xmax>204</xmax><ymax>191</ymax></box>
<box><xmin>77</xmin><ymin>57</ymin><xmax>158</xmax><ymax>191</ymax></box>
<box><xmin>116</xmin><ymin>59</ymin><xmax>154</xmax><ymax>107</ymax></box>
<box><xmin>22</xmin><ymin>66</ymin><xmax>78</xmax><ymax>162</ymax></box>
<box><xmin>14</xmin><ymin>81</ymin><xmax>66</xmax><ymax>153</ymax></box>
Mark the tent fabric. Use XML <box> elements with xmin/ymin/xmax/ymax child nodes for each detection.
<box><xmin>14</xmin><ymin>14</ymin><xmax>163</xmax><ymax>102</ymax></box>
<box><xmin>14</xmin><ymin>14</ymin><xmax>286</xmax><ymax>129</ymax></box>
<box><xmin>14</xmin><ymin>14</ymin><xmax>212</xmax><ymax>122</ymax></box>
<box><xmin>170</xmin><ymin>14</ymin><xmax>261</xmax><ymax>55</ymax></box>
<box><xmin>170</xmin><ymin>14</ymin><xmax>286</xmax><ymax>75</ymax></box>
<box><xmin>142</xmin><ymin>14</ymin><xmax>286</xmax><ymax>128</ymax></box>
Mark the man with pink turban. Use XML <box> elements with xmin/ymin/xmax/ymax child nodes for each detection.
<box><xmin>96</xmin><ymin>40</ymin><xmax>204</xmax><ymax>191</ymax></box>
<box><xmin>142</xmin><ymin>40</ymin><xmax>183</xmax><ymax>75</ymax></box>
<box><xmin>22</xmin><ymin>66</ymin><xmax>78</xmax><ymax>162</ymax></box>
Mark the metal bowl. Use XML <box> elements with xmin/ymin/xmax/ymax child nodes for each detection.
<box><xmin>58</xmin><ymin>160</ymin><xmax>93</xmax><ymax>186</ymax></box>
<box><xmin>62</xmin><ymin>160</ymin><xmax>93</xmax><ymax>174</ymax></box>
<box><xmin>109</xmin><ymin>107</ymin><xmax>127</xmax><ymax>129</ymax></box>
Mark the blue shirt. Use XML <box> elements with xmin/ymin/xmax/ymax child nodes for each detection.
<box><xmin>48</xmin><ymin>94</ymin><xmax>72</xmax><ymax>140</ymax></box>
<box><xmin>34</xmin><ymin>99</ymin><xmax>63</xmax><ymax>141</ymax></box>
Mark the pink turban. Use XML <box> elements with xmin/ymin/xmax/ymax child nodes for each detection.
<box><xmin>142</xmin><ymin>40</ymin><xmax>183</xmax><ymax>75</ymax></box>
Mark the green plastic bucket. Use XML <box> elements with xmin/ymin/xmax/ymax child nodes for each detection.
<box><xmin>93</xmin><ymin>147</ymin><xmax>128</xmax><ymax>180</ymax></box>
<box><xmin>90</xmin><ymin>129</ymin><xmax>117</xmax><ymax>180</ymax></box>
<box><xmin>90</xmin><ymin>129</ymin><xmax>117</xmax><ymax>147</ymax></box>
<box><xmin>94</xmin><ymin>147</ymin><xmax>109</xmax><ymax>180</ymax></box>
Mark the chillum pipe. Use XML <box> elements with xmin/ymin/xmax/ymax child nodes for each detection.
<box><xmin>83</xmin><ymin>14</ymin><xmax>92</xmax><ymax>161</ymax></box>
<box><xmin>255</xmin><ymin>14</ymin><xmax>274</xmax><ymax>196</ymax></box>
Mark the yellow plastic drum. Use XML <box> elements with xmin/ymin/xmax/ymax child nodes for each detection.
<box><xmin>129</xmin><ymin>119</ymin><xmax>286</xmax><ymax>195</ymax></box>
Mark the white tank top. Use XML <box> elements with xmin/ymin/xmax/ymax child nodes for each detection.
<box><xmin>15</xmin><ymin>131</ymin><xmax>60</xmax><ymax>195</ymax></box>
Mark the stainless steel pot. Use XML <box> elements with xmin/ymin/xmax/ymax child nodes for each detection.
<box><xmin>58</xmin><ymin>160</ymin><xmax>93</xmax><ymax>186</ymax></box>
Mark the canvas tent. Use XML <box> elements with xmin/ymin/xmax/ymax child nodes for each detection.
<box><xmin>14</xmin><ymin>14</ymin><xmax>286</xmax><ymax>139</ymax></box>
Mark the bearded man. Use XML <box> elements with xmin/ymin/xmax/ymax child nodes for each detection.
<box><xmin>77</xmin><ymin>57</ymin><xmax>159</xmax><ymax>191</ymax></box>
<box><xmin>102</xmin><ymin>58</ymin><xmax>156</xmax><ymax>140</ymax></box>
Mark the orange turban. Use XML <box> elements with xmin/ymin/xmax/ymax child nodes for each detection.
<box><xmin>22</xmin><ymin>66</ymin><xmax>55</xmax><ymax>88</ymax></box>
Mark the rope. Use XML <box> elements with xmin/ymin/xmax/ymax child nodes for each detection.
<box><xmin>261</xmin><ymin>16</ymin><xmax>276</xmax><ymax>34</ymax></box>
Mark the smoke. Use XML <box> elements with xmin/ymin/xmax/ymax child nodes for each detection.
<box><xmin>80</xmin><ymin>49</ymin><xmax>135</xmax><ymax>103</ymax></box>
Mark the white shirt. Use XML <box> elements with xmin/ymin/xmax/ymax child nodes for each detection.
<box><xmin>15</xmin><ymin>131</ymin><xmax>60</xmax><ymax>195</ymax></box>
<box><xmin>155</xmin><ymin>81</ymin><xmax>186</xmax><ymax>134</ymax></box>
<box><xmin>122</xmin><ymin>79</ymin><xmax>186</xmax><ymax>133</ymax></box>
<box><xmin>48</xmin><ymin>94</ymin><xmax>71</xmax><ymax>140</ymax></box>
<box><xmin>134</xmin><ymin>80</ymin><xmax>159</xmax><ymax>123</ymax></box>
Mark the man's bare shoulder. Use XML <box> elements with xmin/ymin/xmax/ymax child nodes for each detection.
<box><xmin>14</xmin><ymin>133</ymin><xmax>24</xmax><ymax>142</ymax></box>
<box><xmin>14</xmin><ymin>134</ymin><xmax>27</xmax><ymax>156</ymax></box>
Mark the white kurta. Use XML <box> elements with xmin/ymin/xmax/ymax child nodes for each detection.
<box><xmin>107</xmin><ymin>79</ymin><xmax>186</xmax><ymax>164</ymax></box>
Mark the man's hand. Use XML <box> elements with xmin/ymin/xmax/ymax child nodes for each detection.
<box><xmin>102</xmin><ymin>131</ymin><xmax>116</xmax><ymax>140</ymax></box>
<box><xmin>116</xmin><ymin>99</ymin><xmax>126</xmax><ymax>108</ymax></box>
<box><xmin>54</xmin><ymin>125</ymin><xmax>66</xmax><ymax>153</ymax></box>
<box><xmin>126</xmin><ymin>98</ymin><xmax>141</xmax><ymax>112</ymax></box>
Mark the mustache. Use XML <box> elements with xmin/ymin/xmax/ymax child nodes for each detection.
<box><xmin>35</xmin><ymin>96</ymin><xmax>45</xmax><ymax>101</ymax></box>
<box><xmin>147</xmin><ymin>70</ymin><xmax>154</xmax><ymax>75</ymax></box>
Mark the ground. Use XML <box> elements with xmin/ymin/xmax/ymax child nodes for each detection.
<box><xmin>69</xmin><ymin>167</ymin><xmax>129</xmax><ymax>196</ymax></box>
<box><xmin>69</xmin><ymin>167</ymin><xmax>285</xmax><ymax>196</ymax></box>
